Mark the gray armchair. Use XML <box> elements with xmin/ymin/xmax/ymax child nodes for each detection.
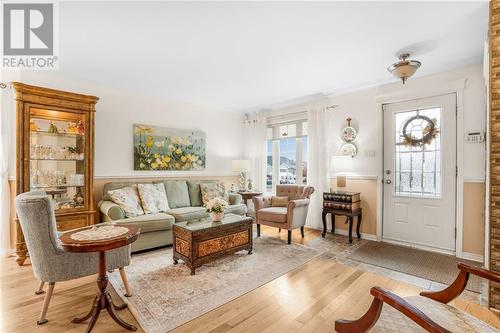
<box><xmin>15</xmin><ymin>191</ymin><xmax>132</xmax><ymax>325</ymax></box>
<box><xmin>253</xmin><ymin>185</ymin><xmax>315</xmax><ymax>244</ymax></box>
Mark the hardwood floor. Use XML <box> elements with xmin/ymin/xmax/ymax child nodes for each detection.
<box><xmin>1</xmin><ymin>226</ymin><xmax>499</xmax><ymax>333</ymax></box>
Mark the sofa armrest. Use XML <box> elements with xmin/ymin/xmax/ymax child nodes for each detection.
<box><xmin>228</xmin><ymin>193</ymin><xmax>242</xmax><ymax>205</ymax></box>
<box><xmin>252</xmin><ymin>196</ymin><xmax>271</xmax><ymax>211</ymax></box>
<box><xmin>98</xmin><ymin>200</ymin><xmax>125</xmax><ymax>221</ymax></box>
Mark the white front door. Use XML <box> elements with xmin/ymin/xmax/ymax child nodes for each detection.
<box><xmin>382</xmin><ymin>93</ymin><xmax>457</xmax><ymax>252</ymax></box>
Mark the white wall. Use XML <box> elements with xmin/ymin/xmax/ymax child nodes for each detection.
<box><xmin>326</xmin><ymin>64</ymin><xmax>486</xmax><ymax>180</ymax></box>
<box><xmin>2</xmin><ymin>71</ymin><xmax>245</xmax><ymax>178</ymax></box>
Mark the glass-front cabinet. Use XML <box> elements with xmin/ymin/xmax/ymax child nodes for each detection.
<box><xmin>14</xmin><ymin>82</ymin><xmax>99</xmax><ymax>266</ymax></box>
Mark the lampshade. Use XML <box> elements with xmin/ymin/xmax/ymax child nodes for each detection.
<box><xmin>387</xmin><ymin>53</ymin><xmax>421</xmax><ymax>84</ymax></box>
<box><xmin>232</xmin><ymin>159</ymin><xmax>251</xmax><ymax>172</ymax></box>
<box><xmin>330</xmin><ymin>155</ymin><xmax>352</xmax><ymax>174</ymax></box>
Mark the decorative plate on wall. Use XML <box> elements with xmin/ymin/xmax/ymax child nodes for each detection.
<box><xmin>341</xmin><ymin>118</ymin><xmax>357</xmax><ymax>142</ymax></box>
<box><xmin>341</xmin><ymin>142</ymin><xmax>357</xmax><ymax>157</ymax></box>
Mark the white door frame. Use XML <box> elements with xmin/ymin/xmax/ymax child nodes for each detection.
<box><xmin>375</xmin><ymin>78</ymin><xmax>466</xmax><ymax>258</ymax></box>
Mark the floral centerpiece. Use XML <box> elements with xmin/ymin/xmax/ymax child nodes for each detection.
<box><xmin>206</xmin><ymin>197</ymin><xmax>228</xmax><ymax>222</ymax></box>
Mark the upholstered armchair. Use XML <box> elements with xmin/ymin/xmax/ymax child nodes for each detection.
<box><xmin>252</xmin><ymin>185</ymin><xmax>314</xmax><ymax>244</ymax></box>
<box><xmin>15</xmin><ymin>191</ymin><xmax>132</xmax><ymax>325</ymax></box>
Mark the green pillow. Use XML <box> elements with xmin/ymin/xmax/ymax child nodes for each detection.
<box><xmin>155</xmin><ymin>180</ymin><xmax>190</xmax><ymax>208</ymax></box>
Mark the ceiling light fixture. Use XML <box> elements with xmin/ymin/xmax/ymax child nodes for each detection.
<box><xmin>387</xmin><ymin>53</ymin><xmax>421</xmax><ymax>84</ymax></box>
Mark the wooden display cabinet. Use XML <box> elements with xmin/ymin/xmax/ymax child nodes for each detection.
<box><xmin>13</xmin><ymin>82</ymin><xmax>99</xmax><ymax>266</ymax></box>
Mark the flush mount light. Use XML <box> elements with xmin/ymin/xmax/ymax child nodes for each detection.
<box><xmin>387</xmin><ymin>53</ymin><xmax>421</xmax><ymax>84</ymax></box>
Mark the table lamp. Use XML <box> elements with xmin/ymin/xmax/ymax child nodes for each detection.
<box><xmin>330</xmin><ymin>155</ymin><xmax>352</xmax><ymax>189</ymax></box>
<box><xmin>232</xmin><ymin>159</ymin><xmax>251</xmax><ymax>191</ymax></box>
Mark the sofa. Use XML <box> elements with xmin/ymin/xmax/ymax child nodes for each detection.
<box><xmin>98</xmin><ymin>179</ymin><xmax>247</xmax><ymax>252</ymax></box>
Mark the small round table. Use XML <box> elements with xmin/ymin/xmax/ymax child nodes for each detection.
<box><xmin>59</xmin><ymin>225</ymin><xmax>140</xmax><ymax>333</ymax></box>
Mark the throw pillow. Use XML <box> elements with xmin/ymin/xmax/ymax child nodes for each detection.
<box><xmin>137</xmin><ymin>183</ymin><xmax>169</xmax><ymax>214</ymax></box>
<box><xmin>200</xmin><ymin>182</ymin><xmax>229</xmax><ymax>206</ymax></box>
<box><xmin>271</xmin><ymin>196</ymin><xmax>289</xmax><ymax>207</ymax></box>
<box><xmin>107</xmin><ymin>186</ymin><xmax>144</xmax><ymax>217</ymax></box>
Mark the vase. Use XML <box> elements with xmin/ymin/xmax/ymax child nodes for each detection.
<box><xmin>211</xmin><ymin>212</ymin><xmax>224</xmax><ymax>222</ymax></box>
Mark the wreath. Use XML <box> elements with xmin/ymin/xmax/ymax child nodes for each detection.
<box><xmin>401</xmin><ymin>115</ymin><xmax>439</xmax><ymax>147</ymax></box>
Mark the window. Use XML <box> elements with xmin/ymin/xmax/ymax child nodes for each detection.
<box><xmin>394</xmin><ymin>107</ymin><xmax>441</xmax><ymax>197</ymax></box>
<box><xmin>266</xmin><ymin>119</ymin><xmax>308</xmax><ymax>193</ymax></box>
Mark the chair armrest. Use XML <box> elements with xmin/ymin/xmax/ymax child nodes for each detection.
<box><xmin>228</xmin><ymin>193</ymin><xmax>242</xmax><ymax>205</ymax></box>
<box><xmin>252</xmin><ymin>196</ymin><xmax>271</xmax><ymax>211</ymax></box>
<box><xmin>335</xmin><ymin>287</ymin><xmax>451</xmax><ymax>333</ymax></box>
<box><xmin>287</xmin><ymin>198</ymin><xmax>310</xmax><ymax>209</ymax></box>
<box><xmin>420</xmin><ymin>263</ymin><xmax>500</xmax><ymax>304</ymax></box>
<box><xmin>98</xmin><ymin>200</ymin><xmax>125</xmax><ymax>220</ymax></box>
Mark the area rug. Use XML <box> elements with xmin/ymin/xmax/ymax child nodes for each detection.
<box><xmin>346</xmin><ymin>241</ymin><xmax>481</xmax><ymax>292</ymax></box>
<box><xmin>108</xmin><ymin>236</ymin><xmax>321</xmax><ymax>333</ymax></box>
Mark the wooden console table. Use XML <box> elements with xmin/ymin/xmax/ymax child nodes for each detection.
<box><xmin>322</xmin><ymin>208</ymin><xmax>362</xmax><ymax>243</ymax></box>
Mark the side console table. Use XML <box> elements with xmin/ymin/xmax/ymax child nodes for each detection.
<box><xmin>322</xmin><ymin>191</ymin><xmax>362</xmax><ymax>243</ymax></box>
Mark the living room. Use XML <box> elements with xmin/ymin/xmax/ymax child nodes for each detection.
<box><xmin>0</xmin><ymin>1</ymin><xmax>498</xmax><ymax>332</ymax></box>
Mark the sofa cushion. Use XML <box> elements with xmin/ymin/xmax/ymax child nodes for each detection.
<box><xmin>200</xmin><ymin>182</ymin><xmax>229</xmax><ymax>205</ymax></box>
<box><xmin>137</xmin><ymin>183</ymin><xmax>169</xmax><ymax>214</ymax></box>
<box><xmin>107</xmin><ymin>186</ymin><xmax>144</xmax><ymax>218</ymax></box>
<box><xmin>114</xmin><ymin>213</ymin><xmax>174</xmax><ymax>233</ymax></box>
<box><xmin>166</xmin><ymin>206</ymin><xmax>208</xmax><ymax>222</ymax></box>
<box><xmin>257</xmin><ymin>207</ymin><xmax>287</xmax><ymax>223</ymax></box>
<box><xmin>271</xmin><ymin>196</ymin><xmax>289</xmax><ymax>207</ymax></box>
<box><xmin>226</xmin><ymin>204</ymin><xmax>247</xmax><ymax>216</ymax></box>
<box><xmin>187</xmin><ymin>180</ymin><xmax>217</xmax><ymax>207</ymax></box>
<box><xmin>155</xmin><ymin>180</ymin><xmax>190</xmax><ymax>208</ymax></box>
<box><xmin>102</xmin><ymin>181</ymin><xmax>144</xmax><ymax>201</ymax></box>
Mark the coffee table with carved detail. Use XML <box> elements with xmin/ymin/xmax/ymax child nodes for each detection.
<box><xmin>172</xmin><ymin>213</ymin><xmax>253</xmax><ymax>275</ymax></box>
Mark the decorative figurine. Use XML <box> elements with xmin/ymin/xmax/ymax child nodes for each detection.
<box><xmin>66</xmin><ymin>121</ymin><xmax>78</xmax><ymax>134</ymax></box>
<box><xmin>77</xmin><ymin>120</ymin><xmax>85</xmax><ymax>135</ymax></box>
<box><xmin>29</xmin><ymin>120</ymin><xmax>39</xmax><ymax>132</ymax></box>
<box><xmin>48</xmin><ymin>122</ymin><xmax>59</xmax><ymax>134</ymax></box>
<box><xmin>73</xmin><ymin>187</ymin><xmax>84</xmax><ymax>206</ymax></box>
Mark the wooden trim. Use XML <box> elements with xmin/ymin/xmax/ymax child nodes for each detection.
<box><xmin>335</xmin><ymin>287</ymin><xmax>452</xmax><ymax>333</ymax></box>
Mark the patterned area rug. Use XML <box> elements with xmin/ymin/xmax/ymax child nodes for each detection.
<box><xmin>109</xmin><ymin>236</ymin><xmax>321</xmax><ymax>333</ymax></box>
<box><xmin>346</xmin><ymin>241</ymin><xmax>481</xmax><ymax>293</ymax></box>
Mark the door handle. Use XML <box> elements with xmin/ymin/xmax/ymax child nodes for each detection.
<box><xmin>385</xmin><ymin>179</ymin><xmax>392</xmax><ymax>184</ymax></box>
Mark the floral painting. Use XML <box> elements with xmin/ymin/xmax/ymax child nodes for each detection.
<box><xmin>134</xmin><ymin>124</ymin><xmax>206</xmax><ymax>171</ymax></box>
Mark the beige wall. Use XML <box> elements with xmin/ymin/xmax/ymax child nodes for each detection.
<box><xmin>463</xmin><ymin>182</ymin><xmax>485</xmax><ymax>256</ymax></box>
<box><xmin>328</xmin><ymin>178</ymin><xmax>485</xmax><ymax>256</ymax></box>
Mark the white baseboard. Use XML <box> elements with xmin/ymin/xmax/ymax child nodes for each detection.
<box><xmin>459</xmin><ymin>252</ymin><xmax>484</xmax><ymax>263</ymax></box>
<box><xmin>382</xmin><ymin>237</ymin><xmax>455</xmax><ymax>256</ymax></box>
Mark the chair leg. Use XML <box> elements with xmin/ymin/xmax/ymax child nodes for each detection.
<box><xmin>278</xmin><ymin>228</ymin><xmax>281</xmax><ymax>233</ymax></box>
<box><xmin>37</xmin><ymin>282</ymin><xmax>55</xmax><ymax>325</ymax></box>
<box><xmin>300</xmin><ymin>226</ymin><xmax>305</xmax><ymax>238</ymax></box>
<box><xmin>287</xmin><ymin>230</ymin><xmax>292</xmax><ymax>244</ymax></box>
<box><xmin>119</xmin><ymin>268</ymin><xmax>132</xmax><ymax>297</ymax></box>
<box><xmin>35</xmin><ymin>281</ymin><xmax>45</xmax><ymax>295</ymax></box>
<box><xmin>257</xmin><ymin>224</ymin><xmax>261</xmax><ymax>237</ymax></box>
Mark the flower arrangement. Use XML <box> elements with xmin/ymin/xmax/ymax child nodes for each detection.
<box><xmin>206</xmin><ymin>197</ymin><xmax>228</xmax><ymax>222</ymax></box>
<box><xmin>401</xmin><ymin>115</ymin><xmax>439</xmax><ymax>148</ymax></box>
<box><xmin>134</xmin><ymin>125</ymin><xmax>206</xmax><ymax>171</ymax></box>
<box><xmin>205</xmin><ymin>197</ymin><xmax>228</xmax><ymax>213</ymax></box>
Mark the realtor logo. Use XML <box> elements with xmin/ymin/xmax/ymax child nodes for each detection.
<box><xmin>2</xmin><ymin>1</ymin><xmax>58</xmax><ymax>69</ymax></box>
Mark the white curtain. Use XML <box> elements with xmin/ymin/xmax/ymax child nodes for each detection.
<box><xmin>243</xmin><ymin>112</ymin><xmax>267</xmax><ymax>192</ymax></box>
<box><xmin>0</xmin><ymin>84</ymin><xmax>13</xmax><ymax>257</ymax></box>
<box><xmin>306</xmin><ymin>106</ymin><xmax>331</xmax><ymax>229</ymax></box>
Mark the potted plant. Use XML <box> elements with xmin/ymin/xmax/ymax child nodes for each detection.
<box><xmin>206</xmin><ymin>197</ymin><xmax>228</xmax><ymax>222</ymax></box>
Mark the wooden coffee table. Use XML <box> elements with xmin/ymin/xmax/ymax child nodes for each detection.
<box><xmin>173</xmin><ymin>213</ymin><xmax>253</xmax><ymax>275</ymax></box>
<box><xmin>59</xmin><ymin>225</ymin><xmax>140</xmax><ymax>332</ymax></box>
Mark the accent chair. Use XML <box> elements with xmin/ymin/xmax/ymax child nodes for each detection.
<box><xmin>15</xmin><ymin>191</ymin><xmax>133</xmax><ymax>325</ymax></box>
<box><xmin>252</xmin><ymin>184</ymin><xmax>315</xmax><ymax>244</ymax></box>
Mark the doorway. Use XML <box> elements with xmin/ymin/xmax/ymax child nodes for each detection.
<box><xmin>382</xmin><ymin>93</ymin><xmax>457</xmax><ymax>253</ymax></box>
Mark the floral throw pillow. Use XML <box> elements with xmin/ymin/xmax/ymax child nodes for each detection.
<box><xmin>200</xmin><ymin>182</ymin><xmax>229</xmax><ymax>206</ymax></box>
<box><xmin>107</xmin><ymin>186</ymin><xmax>144</xmax><ymax>218</ymax></box>
<box><xmin>137</xmin><ymin>183</ymin><xmax>169</xmax><ymax>214</ymax></box>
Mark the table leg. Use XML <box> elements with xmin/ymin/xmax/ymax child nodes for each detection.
<box><xmin>74</xmin><ymin>251</ymin><xmax>137</xmax><ymax>332</ymax></box>
<box><xmin>356</xmin><ymin>213</ymin><xmax>362</xmax><ymax>239</ymax></box>
<box><xmin>348</xmin><ymin>217</ymin><xmax>353</xmax><ymax>243</ymax></box>
<box><xmin>321</xmin><ymin>211</ymin><xmax>327</xmax><ymax>237</ymax></box>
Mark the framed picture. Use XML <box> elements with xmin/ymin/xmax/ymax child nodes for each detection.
<box><xmin>134</xmin><ymin>124</ymin><xmax>206</xmax><ymax>171</ymax></box>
